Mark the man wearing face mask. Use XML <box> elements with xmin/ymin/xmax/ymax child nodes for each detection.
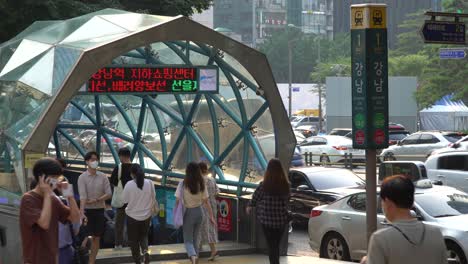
<box><xmin>20</xmin><ymin>157</ymin><xmax>80</xmax><ymax>264</ymax></box>
<box><xmin>78</xmin><ymin>151</ymin><xmax>112</xmax><ymax>264</ymax></box>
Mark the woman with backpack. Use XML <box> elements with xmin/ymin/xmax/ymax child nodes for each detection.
<box><xmin>247</xmin><ymin>158</ymin><xmax>291</xmax><ymax>264</ymax></box>
<box><xmin>175</xmin><ymin>162</ymin><xmax>216</xmax><ymax>264</ymax></box>
<box><xmin>122</xmin><ymin>164</ymin><xmax>158</xmax><ymax>264</ymax></box>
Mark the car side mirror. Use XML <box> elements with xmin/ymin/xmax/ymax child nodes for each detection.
<box><xmin>453</xmin><ymin>143</ymin><xmax>460</xmax><ymax>149</ymax></box>
<box><xmin>410</xmin><ymin>210</ymin><xmax>423</xmax><ymax>221</ymax></box>
<box><xmin>296</xmin><ymin>185</ymin><xmax>310</xmax><ymax>191</ymax></box>
<box><xmin>397</xmin><ymin>141</ymin><xmax>403</xmax><ymax>146</ymax></box>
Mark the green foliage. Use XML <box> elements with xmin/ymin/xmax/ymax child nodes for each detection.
<box><xmin>0</xmin><ymin>0</ymin><xmax>212</xmax><ymax>42</ymax></box>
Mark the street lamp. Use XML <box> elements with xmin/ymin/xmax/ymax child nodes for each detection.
<box><xmin>287</xmin><ymin>24</ymin><xmax>301</xmax><ymax>119</ymax></box>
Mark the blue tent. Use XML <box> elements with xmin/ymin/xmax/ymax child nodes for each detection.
<box><xmin>420</xmin><ymin>95</ymin><xmax>468</xmax><ymax>131</ymax></box>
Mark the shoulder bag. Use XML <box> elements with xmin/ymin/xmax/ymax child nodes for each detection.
<box><xmin>111</xmin><ymin>164</ymin><xmax>125</xmax><ymax>208</ymax></box>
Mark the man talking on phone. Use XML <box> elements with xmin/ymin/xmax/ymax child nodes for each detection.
<box><xmin>20</xmin><ymin>157</ymin><xmax>80</xmax><ymax>264</ymax></box>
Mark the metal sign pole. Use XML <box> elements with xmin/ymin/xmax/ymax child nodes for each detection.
<box><xmin>351</xmin><ymin>3</ymin><xmax>389</xmax><ymax>243</ymax></box>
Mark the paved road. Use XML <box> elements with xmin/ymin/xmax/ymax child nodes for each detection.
<box><xmin>288</xmin><ymin>226</ymin><xmax>318</xmax><ymax>257</ymax></box>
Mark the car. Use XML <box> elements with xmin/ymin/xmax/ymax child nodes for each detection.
<box><xmin>291</xmin><ymin>116</ymin><xmax>325</xmax><ymax>128</ymax></box>
<box><xmin>295</xmin><ymin>125</ymin><xmax>318</xmax><ymax>138</ymax></box>
<box><xmin>291</xmin><ymin>146</ymin><xmax>305</xmax><ymax>167</ymax></box>
<box><xmin>432</xmin><ymin>135</ymin><xmax>468</xmax><ymax>155</ymax></box>
<box><xmin>299</xmin><ymin>135</ymin><xmax>365</xmax><ymax>165</ymax></box>
<box><xmin>328</xmin><ymin>128</ymin><xmax>352</xmax><ymax>137</ymax></box>
<box><xmin>388</xmin><ymin>130</ymin><xmax>410</xmax><ymax>145</ymax></box>
<box><xmin>426</xmin><ymin>151</ymin><xmax>468</xmax><ymax>194</ymax></box>
<box><xmin>381</xmin><ymin>131</ymin><xmax>466</xmax><ymax>162</ymax></box>
<box><xmin>389</xmin><ymin>122</ymin><xmax>406</xmax><ymax>131</ymax></box>
<box><xmin>289</xmin><ymin>167</ymin><xmax>365</xmax><ymax>226</ymax></box>
<box><xmin>308</xmin><ymin>180</ymin><xmax>468</xmax><ymax>263</ymax></box>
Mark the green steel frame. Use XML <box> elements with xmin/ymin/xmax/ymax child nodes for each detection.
<box><xmin>55</xmin><ymin>41</ymin><xmax>270</xmax><ymax>193</ymax></box>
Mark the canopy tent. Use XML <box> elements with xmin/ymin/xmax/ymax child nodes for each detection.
<box><xmin>420</xmin><ymin>95</ymin><xmax>468</xmax><ymax>131</ymax></box>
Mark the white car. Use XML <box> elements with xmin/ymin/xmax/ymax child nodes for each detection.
<box><xmin>381</xmin><ymin>131</ymin><xmax>464</xmax><ymax>161</ymax></box>
<box><xmin>308</xmin><ymin>181</ymin><xmax>468</xmax><ymax>263</ymax></box>
<box><xmin>432</xmin><ymin>135</ymin><xmax>468</xmax><ymax>155</ymax></box>
<box><xmin>426</xmin><ymin>151</ymin><xmax>468</xmax><ymax>194</ymax></box>
<box><xmin>299</xmin><ymin>135</ymin><xmax>365</xmax><ymax>165</ymax></box>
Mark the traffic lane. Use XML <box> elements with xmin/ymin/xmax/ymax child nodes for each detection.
<box><xmin>288</xmin><ymin>226</ymin><xmax>318</xmax><ymax>257</ymax></box>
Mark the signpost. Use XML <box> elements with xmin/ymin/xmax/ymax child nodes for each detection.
<box><xmin>421</xmin><ymin>20</ymin><xmax>466</xmax><ymax>45</ymax></box>
<box><xmin>439</xmin><ymin>48</ymin><xmax>467</xmax><ymax>59</ymax></box>
<box><xmin>351</xmin><ymin>3</ymin><xmax>388</xmax><ymax>242</ymax></box>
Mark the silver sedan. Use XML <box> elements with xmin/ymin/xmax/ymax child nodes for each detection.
<box><xmin>308</xmin><ymin>182</ymin><xmax>468</xmax><ymax>263</ymax></box>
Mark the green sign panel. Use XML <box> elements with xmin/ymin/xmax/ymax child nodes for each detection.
<box><xmin>351</xmin><ymin>28</ymin><xmax>389</xmax><ymax>149</ymax></box>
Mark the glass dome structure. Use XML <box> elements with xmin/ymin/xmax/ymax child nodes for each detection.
<box><xmin>0</xmin><ymin>9</ymin><xmax>295</xmax><ymax>207</ymax></box>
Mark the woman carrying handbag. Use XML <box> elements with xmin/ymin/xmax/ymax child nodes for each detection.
<box><xmin>122</xmin><ymin>164</ymin><xmax>158</xmax><ymax>264</ymax></box>
<box><xmin>174</xmin><ymin>162</ymin><xmax>216</xmax><ymax>264</ymax></box>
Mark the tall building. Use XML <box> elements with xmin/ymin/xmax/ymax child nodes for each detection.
<box><xmin>333</xmin><ymin>0</ymin><xmax>441</xmax><ymax>47</ymax></box>
<box><xmin>191</xmin><ymin>5</ymin><xmax>214</xmax><ymax>29</ymax></box>
<box><xmin>300</xmin><ymin>0</ymin><xmax>334</xmax><ymax>39</ymax></box>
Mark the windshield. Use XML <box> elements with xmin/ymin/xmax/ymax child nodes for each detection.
<box><xmin>415</xmin><ymin>192</ymin><xmax>468</xmax><ymax>218</ymax></box>
<box><xmin>308</xmin><ymin>169</ymin><xmax>364</xmax><ymax>191</ymax></box>
<box><xmin>444</xmin><ymin>135</ymin><xmax>463</xmax><ymax>143</ymax></box>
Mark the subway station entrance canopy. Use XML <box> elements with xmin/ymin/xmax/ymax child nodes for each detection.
<box><xmin>0</xmin><ymin>9</ymin><xmax>294</xmax><ymax>206</ymax></box>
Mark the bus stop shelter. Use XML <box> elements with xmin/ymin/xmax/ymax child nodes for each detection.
<box><xmin>0</xmin><ymin>9</ymin><xmax>295</xmax><ymax>263</ymax></box>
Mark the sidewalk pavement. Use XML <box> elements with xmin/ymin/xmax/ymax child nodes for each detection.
<box><xmin>125</xmin><ymin>254</ymin><xmax>353</xmax><ymax>264</ymax></box>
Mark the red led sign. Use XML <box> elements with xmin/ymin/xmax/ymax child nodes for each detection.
<box><xmin>88</xmin><ymin>66</ymin><xmax>218</xmax><ymax>93</ymax></box>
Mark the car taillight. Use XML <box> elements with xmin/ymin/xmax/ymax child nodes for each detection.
<box><xmin>114</xmin><ymin>138</ymin><xmax>123</xmax><ymax>143</ymax></box>
<box><xmin>333</xmin><ymin>146</ymin><xmax>348</xmax><ymax>150</ymax></box>
<box><xmin>310</xmin><ymin>210</ymin><xmax>322</xmax><ymax>218</ymax></box>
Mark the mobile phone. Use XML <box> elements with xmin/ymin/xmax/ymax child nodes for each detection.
<box><xmin>62</xmin><ymin>183</ymin><xmax>74</xmax><ymax>197</ymax></box>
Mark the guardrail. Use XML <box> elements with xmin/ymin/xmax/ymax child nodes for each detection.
<box><xmin>301</xmin><ymin>152</ymin><xmax>430</xmax><ymax>169</ymax></box>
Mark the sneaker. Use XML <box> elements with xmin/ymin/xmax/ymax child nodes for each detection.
<box><xmin>114</xmin><ymin>245</ymin><xmax>123</xmax><ymax>250</ymax></box>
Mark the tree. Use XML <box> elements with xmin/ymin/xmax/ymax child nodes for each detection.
<box><xmin>0</xmin><ymin>0</ymin><xmax>212</xmax><ymax>42</ymax></box>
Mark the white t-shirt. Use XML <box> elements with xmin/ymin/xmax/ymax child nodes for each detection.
<box><xmin>122</xmin><ymin>179</ymin><xmax>154</xmax><ymax>221</ymax></box>
<box><xmin>175</xmin><ymin>181</ymin><xmax>208</xmax><ymax>208</ymax></box>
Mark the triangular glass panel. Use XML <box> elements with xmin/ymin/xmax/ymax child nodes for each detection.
<box><xmin>61</xmin><ymin>16</ymin><xmax>128</xmax><ymax>44</ymax></box>
<box><xmin>19</xmin><ymin>48</ymin><xmax>55</xmax><ymax>95</ymax></box>
<box><xmin>52</xmin><ymin>46</ymin><xmax>82</xmax><ymax>92</ymax></box>
<box><xmin>100</xmin><ymin>13</ymin><xmax>172</xmax><ymax>32</ymax></box>
<box><xmin>0</xmin><ymin>39</ymin><xmax>52</xmax><ymax>76</ymax></box>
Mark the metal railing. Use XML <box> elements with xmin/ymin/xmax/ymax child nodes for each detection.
<box><xmin>301</xmin><ymin>152</ymin><xmax>430</xmax><ymax>169</ymax></box>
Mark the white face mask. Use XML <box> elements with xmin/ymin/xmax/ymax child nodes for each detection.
<box><xmin>89</xmin><ymin>160</ymin><xmax>99</xmax><ymax>169</ymax></box>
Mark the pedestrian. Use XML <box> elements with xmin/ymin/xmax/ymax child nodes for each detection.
<box><xmin>175</xmin><ymin>162</ymin><xmax>216</xmax><ymax>264</ymax></box>
<box><xmin>78</xmin><ymin>151</ymin><xmax>112</xmax><ymax>264</ymax></box>
<box><xmin>56</xmin><ymin>175</ymin><xmax>81</xmax><ymax>264</ymax></box>
<box><xmin>247</xmin><ymin>158</ymin><xmax>290</xmax><ymax>264</ymax></box>
<box><xmin>361</xmin><ymin>175</ymin><xmax>447</xmax><ymax>264</ymax></box>
<box><xmin>198</xmin><ymin>162</ymin><xmax>220</xmax><ymax>260</ymax></box>
<box><xmin>122</xmin><ymin>164</ymin><xmax>156</xmax><ymax>264</ymax></box>
<box><xmin>110</xmin><ymin>147</ymin><xmax>133</xmax><ymax>249</ymax></box>
<box><xmin>20</xmin><ymin>157</ymin><xmax>80</xmax><ymax>264</ymax></box>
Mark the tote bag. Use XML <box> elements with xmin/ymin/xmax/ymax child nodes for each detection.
<box><xmin>111</xmin><ymin>164</ymin><xmax>125</xmax><ymax>208</ymax></box>
<box><xmin>173</xmin><ymin>182</ymin><xmax>185</xmax><ymax>228</ymax></box>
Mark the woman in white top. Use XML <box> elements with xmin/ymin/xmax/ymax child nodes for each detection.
<box><xmin>122</xmin><ymin>164</ymin><xmax>155</xmax><ymax>264</ymax></box>
<box><xmin>175</xmin><ymin>162</ymin><xmax>216</xmax><ymax>264</ymax></box>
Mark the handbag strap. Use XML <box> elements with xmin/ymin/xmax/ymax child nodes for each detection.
<box><xmin>389</xmin><ymin>223</ymin><xmax>426</xmax><ymax>246</ymax></box>
<box><xmin>117</xmin><ymin>163</ymin><xmax>122</xmax><ymax>187</ymax></box>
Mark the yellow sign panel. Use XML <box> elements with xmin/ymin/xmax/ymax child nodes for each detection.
<box><xmin>351</xmin><ymin>4</ymin><xmax>387</xmax><ymax>29</ymax></box>
<box><xmin>25</xmin><ymin>153</ymin><xmax>44</xmax><ymax>169</ymax></box>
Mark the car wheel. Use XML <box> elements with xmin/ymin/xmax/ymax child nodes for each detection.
<box><xmin>383</xmin><ymin>152</ymin><xmax>396</xmax><ymax>161</ymax></box>
<box><xmin>320</xmin><ymin>232</ymin><xmax>351</xmax><ymax>261</ymax></box>
<box><xmin>320</xmin><ymin>155</ymin><xmax>330</xmax><ymax>166</ymax></box>
<box><xmin>447</xmin><ymin>241</ymin><xmax>467</xmax><ymax>264</ymax></box>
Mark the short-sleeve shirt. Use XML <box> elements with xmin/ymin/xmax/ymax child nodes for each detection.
<box><xmin>20</xmin><ymin>191</ymin><xmax>70</xmax><ymax>264</ymax></box>
<box><xmin>77</xmin><ymin>170</ymin><xmax>112</xmax><ymax>209</ymax></box>
<box><xmin>175</xmin><ymin>181</ymin><xmax>208</xmax><ymax>208</ymax></box>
